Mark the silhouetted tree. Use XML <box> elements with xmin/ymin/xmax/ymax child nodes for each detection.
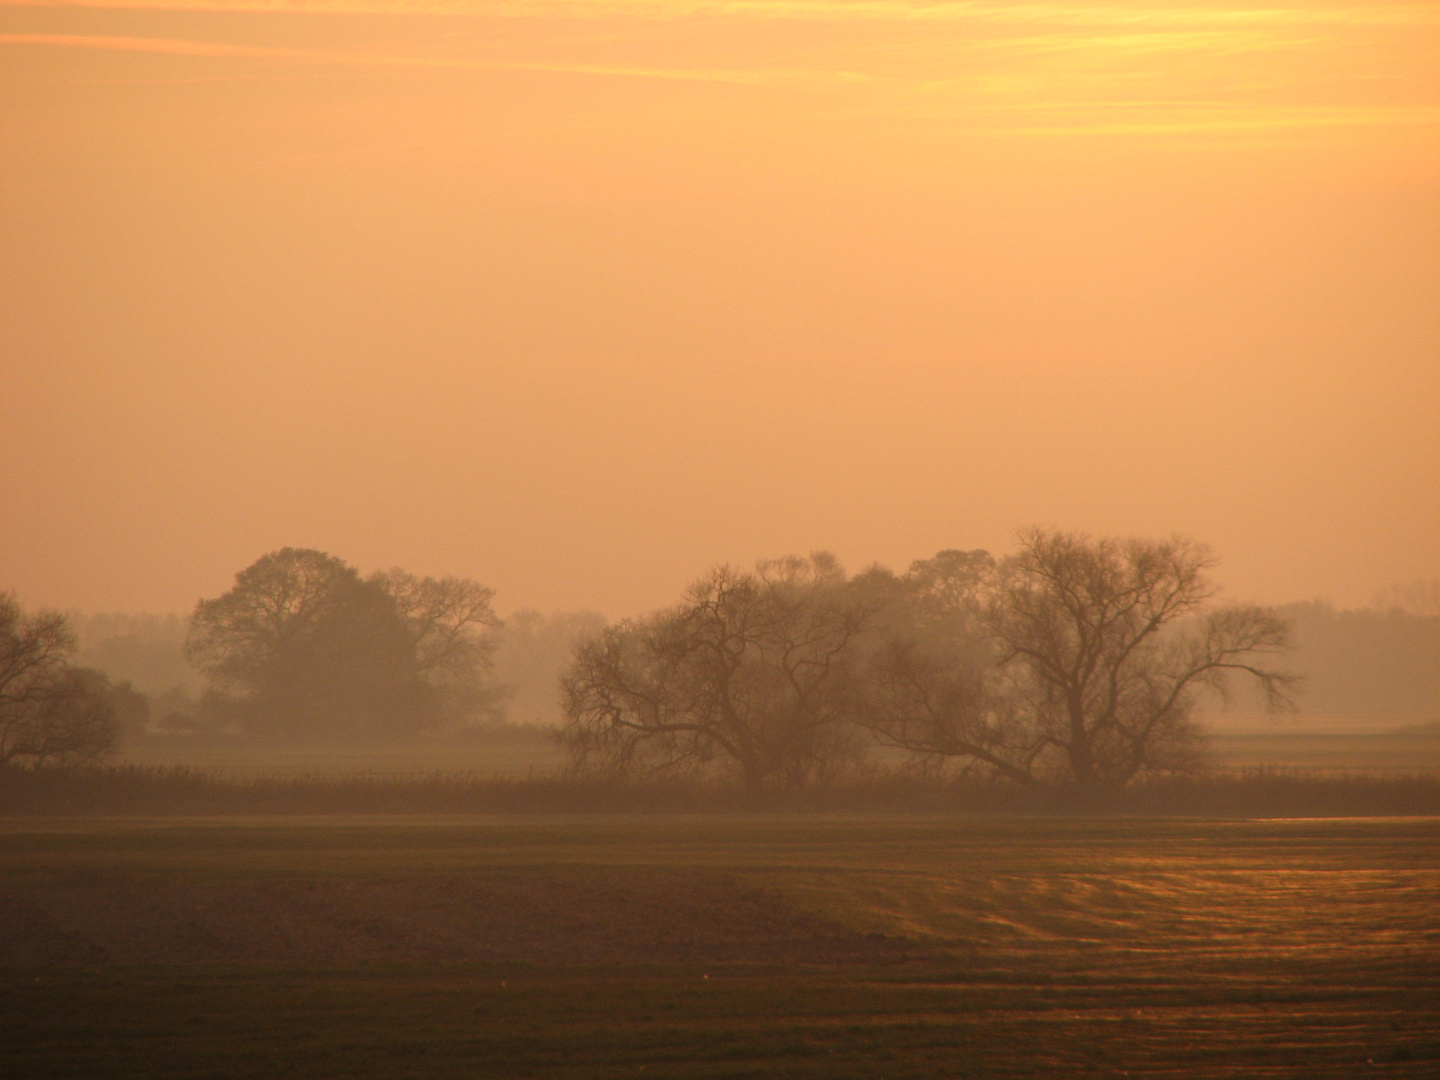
<box><xmin>371</xmin><ymin>569</ymin><xmax>507</xmax><ymax>726</ymax></box>
<box><xmin>562</xmin><ymin>555</ymin><xmax>879</xmax><ymax>793</ymax></box>
<box><xmin>852</xmin><ymin>534</ymin><xmax>1296</xmax><ymax>790</ymax></box>
<box><xmin>987</xmin><ymin>529</ymin><xmax>1295</xmax><ymax>789</ymax></box>
<box><xmin>852</xmin><ymin>551</ymin><xmax>1039</xmax><ymax>784</ymax></box>
<box><xmin>186</xmin><ymin>549</ymin><xmax>431</xmax><ymax>740</ymax></box>
<box><xmin>1</xmin><ymin>595</ymin><xmax>126</xmax><ymax>766</ymax></box>
<box><xmin>187</xmin><ymin>550</ymin><xmax>509</xmax><ymax>739</ymax></box>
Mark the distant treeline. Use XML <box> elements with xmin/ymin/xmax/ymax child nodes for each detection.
<box><xmin>69</xmin><ymin>592</ymin><xmax>601</xmax><ymax>732</ymax></box>
<box><xmin>1262</xmin><ymin>601</ymin><xmax>1440</xmax><ymax>717</ymax></box>
<box><xmin>69</xmin><ymin>582</ymin><xmax>1439</xmax><ymax>733</ymax></box>
<box><xmin>2</xmin><ymin>763</ymin><xmax>1436</xmax><ymax>818</ymax></box>
<box><xmin>7</xmin><ymin>537</ymin><xmax>1436</xmax><ymax>797</ymax></box>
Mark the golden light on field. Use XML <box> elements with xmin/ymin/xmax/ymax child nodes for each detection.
<box><xmin>2</xmin><ymin>0</ymin><xmax>1437</xmax><ymax>614</ymax></box>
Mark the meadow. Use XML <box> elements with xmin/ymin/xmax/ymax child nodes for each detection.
<box><xmin>2</xmin><ymin>815</ymin><xmax>1437</xmax><ymax>1077</ymax></box>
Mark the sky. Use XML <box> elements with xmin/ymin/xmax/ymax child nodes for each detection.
<box><xmin>2</xmin><ymin>0</ymin><xmax>1437</xmax><ymax>619</ymax></box>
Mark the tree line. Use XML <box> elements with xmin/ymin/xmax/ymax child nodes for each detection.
<box><xmin>563</xmin><ymin>530</ymin><xmax>1295</xmax><ymax>794</ymax></box>
<box><xmin>3</xmin><ymin>529</ymin><xmax>1301</xmax><ymax>789</ymax></box>
<box><xmin>1</xmin><ymin>549</ymin><xmax>506</xmax><ymax>762</ymax></box>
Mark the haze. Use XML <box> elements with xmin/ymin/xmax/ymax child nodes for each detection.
<box><xmin>3</xmin><ymin>0</ymin><xmax>1437</xmax><ymax>618</ymax></box>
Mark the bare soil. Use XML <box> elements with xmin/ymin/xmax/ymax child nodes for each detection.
<box><xmin>0</xmin><ymin>867</ymin><xmax>917</xmax><ymax>967</ymax></box>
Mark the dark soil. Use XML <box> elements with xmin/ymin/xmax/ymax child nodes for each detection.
<box><xmin>0</xmin><ymin>868</ymin><xmax>918</xmax><ymax>967</ymax></box>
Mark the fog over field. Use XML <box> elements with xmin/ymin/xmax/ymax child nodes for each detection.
<box><xmin>3</xmin><ymin>0</ymin><xmax>1437</xmax><ymax>1074</ymax></box>
<box><xmin>0</xmin><ymin>541</ymin><xmax>1431</xmax><ymax>800</ymax></box>
<box><xmin>68</xmin><ymin>588</ymin><xmax>1440</xmax><ymax>727</ymax></box>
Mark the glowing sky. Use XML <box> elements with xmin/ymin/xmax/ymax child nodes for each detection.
<box><xmin>2</xmin><ymin>0</ymin><xmax>1437</xmax><ymax>615</ymax></box>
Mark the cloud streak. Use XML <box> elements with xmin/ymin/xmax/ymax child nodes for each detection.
<box><xmin>5</xmin><ymin>1</ymin><xmax>1434</xmax><ymax>138</ymax></box>
<box><xmin>7</xmin><ymin>29</ymin><xmax>1433</xmax><ymax>139</ymax></box>
<box><xmin>4</xmin><ymin>0</ymin><xmax>1438</xmax><ymax>27</ymax></box>
<box><xmin>0</xmin><ymin>31</ymin><xmax>873</xmax><ymax>85</ymax></box>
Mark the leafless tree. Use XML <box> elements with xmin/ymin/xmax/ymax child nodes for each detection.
<box><xmin>852</xmin><ymin>534</ymin><xmax>1294</xmax><ymax>790</ymax></box>
<box><xmin>988</xmin><ymin>528</ymin><xmax>1295</xmax><ymax>789</ymax></box>
<box><xmin>372</xmin><ymin>570</ymin><xmax>507</xmax><ymax>725</ymax></box>
<box><xmin>853</xmin><ymin>551</ymin><xmax>1040</xmax><ymax>784</ymax></box>
<box><xmin>561</xmin><ymin>555</ymin><xmax>879</xmax><ymax>793</ymax></box>
<box><xmin>1</xmin><ymin>595</ymin><xmax>122</xmax><ymax>767</ymax></box>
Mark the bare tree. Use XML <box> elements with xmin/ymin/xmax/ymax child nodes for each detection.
<box><xmin>372</xmin><ymin>570</ymin><xmax>507</xmax><ymax>725</ymax></box>
<box><xmin>561</xmin><ymin>555</ymin><xmax>878</xmax><ymax>793</ymax></box>
<box><xmin>852</xmin><ymin>534</ymin><xmax>1294</xmax><ymax>790</ymax></box>
<box><xmin>853</xmin><ymin>551</ymin><xmax>1039</xmax><ymax>784</ymax></box>
<box><xmin>1</xmin><ymin>595</ymin><xmax>123</xmax><ymax>767</ymax></box>
<box><xmin>988</xmin><ymin>529</ymin><xmax>1295</xmax><ymax>789</ymax></box>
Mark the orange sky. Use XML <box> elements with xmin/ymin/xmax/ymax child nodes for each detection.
<box><xmin>2</xmin><ymin>0</ymin><xmax>1437</xmax><ymax>617</ymax></box>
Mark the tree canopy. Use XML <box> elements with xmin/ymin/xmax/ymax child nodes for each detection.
<box><xmin>186</xmin><ymin>549</ymin><xmax>503</xmax><ymax>740</ymax></box>
<box><xmin>984</xmin><ymin>529</ymin><xmax>1294</xmax><ymax>788</ymax></box>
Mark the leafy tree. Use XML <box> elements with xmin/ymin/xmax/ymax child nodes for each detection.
<box><xmin>1</xmin><ymin>594</ymin><xmax>127</xmax><ymax>767</ymax></box>
<box><xmin>562</xmin><ymin>555</ymin><xmax>879</xmax><ymax>793</ymax></box>
<box><xmin>187</xmin><ymin>549</ymin><xmax>429</xmax><ymax>739</ymax></box>
<box><xmin>187</xmin><ymin>549</ymin><xmax>507</xmax><ymax>740</ymax></box>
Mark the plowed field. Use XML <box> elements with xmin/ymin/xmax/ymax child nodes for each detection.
<box><xmin>2</xmin><ymin>816</ymin><xmax>1436</xmax><ymax>1077</ymax></box>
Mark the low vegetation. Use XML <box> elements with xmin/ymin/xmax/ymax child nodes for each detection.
<box><xmin>2</xmin><ymin>762</ymin><xmax>1437</xmax><ymax>817</ymax></box>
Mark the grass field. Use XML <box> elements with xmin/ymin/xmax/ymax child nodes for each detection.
<box><xmin>111</xmin><ymin>716</ymin><xmax>1440</xmax><ymax>780</ymax></box>
<box><xmin>2</xmin><ymin>815</ymin><xmax>1437</xmax><ymax>1077</ymax></box>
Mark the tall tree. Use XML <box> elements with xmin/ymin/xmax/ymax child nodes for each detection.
<box><xmin>187</xmin><ymin>549</ymin><xmax>429</xmax><ymax>739</ymax></box>
<box><xmin>988</xmin><ymin>529</ymin><xmax>1294</xmax><ymax>789</ymax></box>
<box><xmin>853</xmin><ymin>534</ymin><xmax>1296</xmax><ymax>790</ymax></box>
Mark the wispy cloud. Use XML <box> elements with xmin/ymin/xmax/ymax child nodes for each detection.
<box><xmin>984</xmin><ymin>102</ymin><xmax>1440</xmax><ymax>136</ymax></box>
<box><xmin>1</xmin><ymin>31</ymin><xmax>324</xmax><ymax>59</ymax></box>
<box><xmin>0</xmin><ymin>30</ymin><xmax>872</xmax><ymax>86</ymax></box>
<box><xmin>3</xmin><ymin>0</ymin><xmax>1437</xmax><ymax>28</ymax></box>
<box><xmin>5</xmin><ymin>2</ymin><xmax>1434</xmax><ymax>140</ymax></box>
